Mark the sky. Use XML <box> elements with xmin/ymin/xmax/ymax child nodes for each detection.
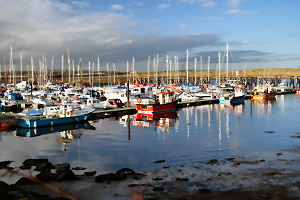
<box><xmin>0</xmin><ymin>0</ymin><xmax>299</xmax><ymax>73</ymax></box>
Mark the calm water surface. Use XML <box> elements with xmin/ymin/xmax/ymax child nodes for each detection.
<box><xmin>1</xmin><ymin>94</ymin><xmax>300</xmax><ymax>181</ymax></box>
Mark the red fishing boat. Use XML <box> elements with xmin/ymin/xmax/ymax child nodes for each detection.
<box><xmin>134</xmin><ymin>91</ymin><xmax>177</xmax><ymax>113</ymax></box>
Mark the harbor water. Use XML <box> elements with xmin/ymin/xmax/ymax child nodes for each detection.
<box><xmin>1</xmin><ymin>94</ymin><xmax>300</xmax><ymax>183</ymax></box>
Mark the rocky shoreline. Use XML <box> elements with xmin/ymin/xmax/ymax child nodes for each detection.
<box><xmin>1</xmin><ymin>146</ymin><xmax>300</xmax><ymax>200</ymax></box>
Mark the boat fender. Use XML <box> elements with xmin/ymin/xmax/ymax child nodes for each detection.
<box><xmin>137</xmin><ymin>98</ymin><xmax>141</xmax><ymax>103</ymax></box>
<box><xmin>67</xmin><ymin>111</ymin><xmax>70</xmax><ymax>115</ymax></box>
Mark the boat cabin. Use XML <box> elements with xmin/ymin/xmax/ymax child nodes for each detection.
<box><xmin>156</xmin><ymin>91</ymin><xmax>175</xmax><ymax>104</ymax></box>
<box><xmin>107</xmin><ymin>99</ymin><xmax>124</xmax><ymax>108</ymax></box>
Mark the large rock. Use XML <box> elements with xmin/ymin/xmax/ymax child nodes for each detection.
<box><xmin>95</xmin><ymin>173</ymin><xmax>127</xmax><ymax>183</ymax></box>
<box><xmin>34</xmin><ymin>161</ymin><xmax>53</xmax><ymax>171</ymax></box>
<box><xmin>23</xmin><ymin>158</ymin><xmax>48</xmax><ymax>167</ymax></box>
<box><xmin>115</xmin><ymin>168</ymin><xmax>135</xmax><ymax>175</ymax></box>
<box><xmin>56</xmin><ymin>168</ymin><xmax>80</xmax><ymax>182</ymax></box>
<box><xmin>36</xmin><ymin>170</ymin><xmax>57</xmax><ymax>182</ymax></box>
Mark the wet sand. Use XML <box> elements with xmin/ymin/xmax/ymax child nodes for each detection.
<box><xmin>4</xmin><ymin>145</ymin><xmax>299</xmax><ymax>200</ymax></box>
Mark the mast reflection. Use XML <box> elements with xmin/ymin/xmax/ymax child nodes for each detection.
<box><xmin>217</xmin><ymin>101</ymin><xmax>245</xmax><ymax>148</ymax></box>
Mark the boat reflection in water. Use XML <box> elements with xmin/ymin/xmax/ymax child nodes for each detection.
<box><xmin>252</xmin><ymin>97</ymin><xmax>277</xmax><ymax>105</ymax></box>
<box><xmin>218</xmin><ymin>101</ymin><xmax>245</xmax><ymax>116</ymax></box>
<box><xmin>16</xmin><ymin>121</ymin><xmax>95</xmax><ymax>151</ymax></box>
<box><xmin>132</xmin><ymin>111</ymin><xmax>178</xmax><ymax>131</ymax></box>
<box><xmin>252</xmin><ymin>97</ymin><xmax>277</xmax><ymax>118</ymax></box>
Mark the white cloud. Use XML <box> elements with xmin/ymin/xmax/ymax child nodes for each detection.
<box><xmin>243</xmin><ymin>40</ymin><xmax>250</xmax><ymax>44</ymax></box>
<box><xmin>202</xmin><ymin>1</ymin><xmax>217</xmax><ymax>7</ymax></box>
<box><xmin>224</xmin><ymin>9</ymin><xmax>256</xmax><ymax>16</ymax></box>
<box><xmin>178</xmin><ymin>23</ymin><xmax>186</xmax><ymax>28</ymax></box>
<box><xmin>72</xmin><ymin>1</ymin><xmax>90</xmax><ymax>9</ymax></box>
<box><xmin>0</xmin><ymin>0</ymin><xmax>137</xmax><ymax>58</ymax></box>
<box><xmin>158</xmin><ymin>4</ymin><xmax>170</xmax><ymax>10</ymax></box>
<box><xmin>225</xmin><ymin>0</ymin><xmax>244</xmax><ymax>7</ymax></box>
<box><xmin>110</xmin><ymin>4</ymin><xmax>124</xmax><ymax>10</ymax></box>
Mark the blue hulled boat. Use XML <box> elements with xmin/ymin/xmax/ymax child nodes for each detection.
<box><xmin>218</xmin><ymin>88</ymin><xmax>245</xmax><ymax>104</ymax></box>
<box><xmin>18</xmin><ymin>105</ymin><xmax>94</xmax><ymax>128</ymax></box>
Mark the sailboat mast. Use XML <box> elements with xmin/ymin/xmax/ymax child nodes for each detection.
<box><xmin>113</xmin><ymin>63</ymin><xmax>116</xmax><ymax>85</ymax></box>
<box><xmin>92</xmin><ymin>62</ymin><xmax>94</xmax><ymax>87</ymax></box>
<box><xmin>72</xmin><ymin>60</ymin><xmax>75</xmax><ymax>85</ymax></box>
<box><xmin>31</xmin><ymin>57</ymin><xmax>34</xmax><ymax>84</ymax></box>
<box><xmin>132</xmin><ymin>57</ymin><xmax>135</xmax><ymax>83</ymax></box>
<box><xmin>156</xmin><ymin>54</ymin><xmax>159</xmax><ymax>85</ymax></box>
<box><xmin>10</xmin><ymin>46</ymin><xmax>12</xmax><ymax>88</ymax></box>
<box><xmin>79</xmin><ymin>58</ymin><xmax>82</xmax><ymax>89</ymax></box>
<box><xmin>4</xmin><ymin>56</ymin><xmax>7</xmax><ymax>88</ymax></box>
<box><xmin>166</xmin><ymin>55</ymin><xmax>169</xmax><ymax>85</ymax></box>
<box><xmin>44</xmin><ymin>57</ymin><xmax>47</xmax><ymax>84</ymax></box>
<box><xmin>51</xmin><ymin>56</ymin><xmax>54</xmax><ymax>82</ymax></box>
<box><xmin>106</xmin><ymin>63</ymin><xmax>109</xmax><ymax>85</ymax></box>
<box><xmin>68</xmin><ymin>48</ymin><xmax>70</xmax><ymax>84</ymax></box>
<box><xmin>153</xmin><ymin>58</ymin><xmax>156</xmax><ymax>84</ymax></box>
<box><xmin>61</xmin><ymin>54</ymin><xmax>64</xmax><ymax>84</ymax></box>
<box><xmin>226</xmin><ymin>43</ymin><xmax>229</xmax><ymax>82</ymax></box>
<box><xmin>169</xmin><ymin>59</ymin><xmax>172</xmax><ymax>84</ymax></box>
<box><xmin>147</xmin><ymin>56</ymin><xmax>150</xmax><ymax>84</ymax></box>
<box><xmin>218</xmin><ymin>52</ymin><xmax>221</xmax><ymax>86</ymax></box>
<box><xmin>88</xmin><ymin>61</ymin><xmax>91</xmax><ymax>85</ymax></box>
<box><xmin>207</xmin><ymin>56</ymin><xmax>210</xmax><ymax>84</ymax></box>
<box><xmin>194</xmin><ymin>58</ymin><xmax>197</xmax><ymax>85</ymax></box>
<box><xmin>186</xmin><ymin>49</ymin><xmax>188</xmax><ymax>84</ymax></box>
<box><xmin>176</xmin><ymin>56</ymin><xmax>179</xmax><ymax>84</ymax></box>
<box><xmin>20</xmin><ymin>52</ymin><xmax>22</xmax><ymax>82</ymax></box>
<box><xmin>126</xmin><ymin>60</ymin><xmax>129</xmax><ymax>83</ymax></box>
<box><xmin>97</xmin><ymin>57</ymin><xmax>100</xmax><ymax>85</ymax></box>
<box><xmin>200</xmin><ymin>56</ymin><xmax>202</xmax><ymax>84</ymax></box>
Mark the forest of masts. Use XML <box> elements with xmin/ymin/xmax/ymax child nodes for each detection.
<box><xmin>1</xmin><ymin>44</ymin><xmax>252</xmax><ymax>87</ymax></box>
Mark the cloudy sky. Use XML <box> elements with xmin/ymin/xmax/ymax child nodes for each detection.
<box><xmin>0</xmin><ymin>0</ymin><xmax>299</xmax><ymax>72</ymax></box>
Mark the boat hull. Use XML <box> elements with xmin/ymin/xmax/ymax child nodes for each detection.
<box><xmin>18</xmin><ymin>113</ymin><xmax>92</xmax><ymax>128</ymax></box>
<box><xmin>136</xmin><ymin>101</ymin><xmax>177</xmax><ymax>113</ymax></box>
<box><xmin>219</xmin><ymin>95</ymin><xmax>245</xmax><ymax>104</ymax></box>
<box><xmin>251</xmin><ymin>92</ymin><xmax>277</xmax><ymax>100</ymax></box>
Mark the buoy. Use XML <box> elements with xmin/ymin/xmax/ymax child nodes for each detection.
<box><xmin>1</xmin><ymin>123</ymin><xmax>5</xmax><ymax>128</ymax></box>
<box><xmin>137</xmin><ymin>98</ymin><xmax>141</xmax><ymax>103</ymax></box>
